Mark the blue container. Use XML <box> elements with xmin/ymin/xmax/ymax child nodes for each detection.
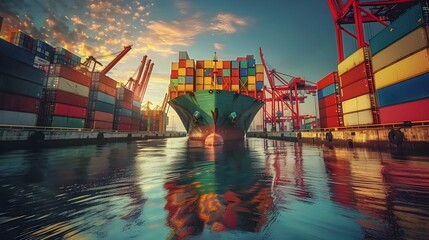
<box><xmin>317</xmin><ymin>83</ymin><xmax>335</xmax><ymax>100</ymax></box>
<box><xmin>377</xmin><ymin>72</ymin><xmax>429</xmax><ymax>107</ymax></box>
<box><xmin>240</xmin><ymin>60</ymin><xmax>247</xmax><ymax>68</ymax></box>
<box><xmin>117</xmin><ymin>108</ymin><xmax>132</xmax><ymax>117</ymax></box>
<box><xmin>370</xmin><ymin>3</ymin><xmax>424</xmax><ymax>55</ymax></box>
<box><xmin>240</xmin><ymin>68</ymin><xmax>248</xmax><ymax>77</ymax></box>
<box><xmin>216</xmin><ymin>76</ymin><xmax>222</xmax><ymax>85</ymax></box>
<box><xmin>0</xmin><ymin>73</ymin><xmax>43</xmax><ymax>98</ymax></box>
<box><xmin>94</xmin><ymin>100</ymin><xmax>115</xmax><ymax>114</ymax></box>
<box><xmin>95</xmin><ymin>91</ymin><xmax>115</xmax><ymax>105</ymax></box>
<box><xmin>0</xmin><ymin>39</ymin><xmax>35</xmax><ymax>66</ymax></box>
<box><xmin>204</xmin><ymin>68</ymin><xmax>212</xmax><ymax>77</ymax></box>
<box><xmin>185</xmin><ymin>76</ymin><xmax>193</xmax><ymax>84</ymax></box>
<box><xmin>0</xmin><ymin>54</ymin><xmax>44</xmax><ymax>85</ymax></box>
<box><xmin>231</xmin><ymin>61</ymin><xmax>239</xmax><ymax>68</ymax></box>
<box><xmin>256</xmin><ymin>81</ymin><xmax>264</xmax><ymax>90</ymax></box>
<box><xmin>131</xmin><ymin>112</ymin><xmax>141</xmax><ymax>119</ymax></box>
<box><xmin>132</xmin><ymin>100</ymin><xmax>141</xmax><ymax>108</ymax></box>
<box><xmin>247</xmin><ymin>59</ymin><xmax>256</xmax><ymax>68</ymax></box>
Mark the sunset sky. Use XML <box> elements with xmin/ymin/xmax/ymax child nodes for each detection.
<box><xmin>0</xmin><ymin>0</ymin><xmax>381</xmax><ymax>130</ymax></box>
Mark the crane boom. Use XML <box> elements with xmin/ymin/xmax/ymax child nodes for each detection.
<box><xmin>139</xmin><ymin>62</ymin><xmax>154</xmax><ymax>100</ymax></box>
<box><xmin>101</xmin><ymin>45</ymin><xmax>132</xmax><ymax>75</ymax></box>
<box><xmin>134</xmin><ymin>55</ymin><xmax>148</xmax><ymax>92</ymax></box>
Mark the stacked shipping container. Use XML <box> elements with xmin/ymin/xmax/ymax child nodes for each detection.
<box><xmin>52</xmin><ymin>47</ymin><xmax>81</xmax><ymax>68</ymax></box>
<box><xmin>141</xmin><ymin>110</ymin><xmax>168</xmax><ymax>132</ymax></box>
<box><xmin>338</xmin><ymin>47</ymin><xmax>377</xmax><ymax>126</ymax></box>
<box><xmin>317</xmin><ymin>72</ymin><xmax>343</xmax><ymax>128</ymax></box>
<box><xmin>39</xmin><ymin>64</ymin><xmax>90</xmax><ymax>128</ymax></box>
<box><xmin>169</xmin><ymin>52</ymin><xmax>264</xmax><ymax>101</ymax></box>
<box><xmin>86</xmin><ymin>72</ymin><xmax>117</xmax><ymax>130</ymax></box>
<box><xmin>131</xmin><ymin>95</ymin><xmax>142</xmax><ymax>131</ymax></box>
<box><xmin>371</xmin><ymin>2</ymin><xmax>429</xmax><ymax>123</ymax></box>
<box><xmin>114</xmin><ymin>87</ymin><xmax>133</xmax><ymax>131</ymax></box>
<box><xmin>0</xmin><ymin>39</ymin><xmax>45</xmax><ymax>126</ymax></box>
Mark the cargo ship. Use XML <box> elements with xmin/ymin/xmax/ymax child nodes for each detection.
<box><xmin>168</xmin><ymin>52</ymin><xmax>265</xmax><ymax>145</ymax></box>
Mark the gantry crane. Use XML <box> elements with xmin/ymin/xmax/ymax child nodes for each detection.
<box><xmin>124</xmin><ymin>55</ymin><xmax>154</xmax><ymax>103</ymax></box>
<box><xmin>101</xmin><ymin>45</ymin><xmax>132</xmax><ymax>75</ymax></box>
<box><xmin>327</xmin><ymin>0</ymin><xmax>418</xmax><ymax>62</ymax></box>
<box><xmin>259</xmin><ymin>48</ymin><xmax>317</xmax><ymax>131</ymax></box>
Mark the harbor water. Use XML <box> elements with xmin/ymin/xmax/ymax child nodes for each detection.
<box><xmin>0</xmin><ymin>138</ymin><xmax>428</xmax><ymax>240</ymax></box>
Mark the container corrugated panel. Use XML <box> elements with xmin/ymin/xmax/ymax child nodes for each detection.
<box><xmin>317</xmin><ymin>72</ymin><xmax>338</xmax><ymax>90</ymax></box>
<box><xmin>92</xmin><ymin>111</ymin><xmax>114</xmax><ymax>122</ymax></box>
<box><xmin>204</xmin><ymin>60</ymin><xmax>212</xmax><ymax>68</ymax></box>
<box><xmin>0</xmin><ymin>92</ymin><xmax>40</xmax><ymax>113</ymax></box>
<box><xmin>53</xmin><ymin>103</ymin><xmax>87</xmax><ymax>118</ymax></box>
<box><xmin>92</xmin><ymin>100</ymin><xmax>115</xmax><ymax>114</ymax></box>
<box><xmin>0</xmin><ymin>39</ymin><xmax>35</xmax><ymax>66</ymax></box>
<box><xmin>320</xmin><ymin>116</ymin><xmax>340</xmax><ymax>128</ymax></box>
<box><xmin>342</xmin><ymin>93</ymin><xmax>372</xmax><ymax>114</ymax></box>
<box><xmin>343</xmin><ymin>109</ymin><xmax>373</xmax><ymax>126</ymax></box>
<box><xmin>204</xmin><ymin>69</ymin><xmax>212</xmax><ymax>77</ymax></box>
<box><xmin>170</xmin><ymin>70</ymin><xmax>178</xmax><ymax>78</ymax></box>
<box><xmin>171</xmin><ymin>62</ymin><xmax>179</xmax><ymax>70</ymax></box>
<box><xmin>196</xmin><ymin>69</ymin><xmax>203</xmax><ymax>77</ymax></box>
<box><xmin>377</xmin><ymin>72</ymin><xmax>429</xmax><ymax>107</ymax></box>
<box><xmin>232</xmin><ymin>69</ymin><xmax>239</xmax><ymax>77</ymax></box>
<box><xmin>379</xmin><ymin>97</ymin><xmax>429</xmax><ymax>123</ymax></box>
<box><xmin>44</xmin><ymin>90</ymin><xmax>88</xmax><ymax>108</ymax></box>
<box><xmin>178</xmin><ymin>76</ymin><xmax>185</xmax><ymax>84</ymax></box>
<box><xmin>231</xmin><ymin>61</ymin><xmax>239</xmax><ymax>69</ymax></box>
<box><xmin>248</xmin><ymin>68</ymin><xmax>256</xmax><ymax>76</ymax></box>
<box><xmin>179</xmin><ymin>51</ymin><xmax>189</xmax><ymax>60</ymax></box>
<box><xmin>51</xmin><ymin>116</ymin><xmax>85</xmax><ymax>128</ymax></box>
<box><xmin>46</xmin><ymin>77</ymin><xmax>89</xmax><ymax>97</ymax></box>
<box><xmin>54</xmin><ymin>65</ymin><xmax>91</xmax><ymax>87</ymax></box>
<box><xmin>185</xmin><ymin>76</ymin><xmax>193</xmax><ymax>84</ymax></box>
<box><xmin>370</xmin><ymin>2</ymin><xmax>425</xmax><ymax>55</ymax></box>
<box><xmin>116</xmin><ymin>123</ymin><xmax>131</xmax><ymax>131</ymax></box>
<box><xmin>0</xmin><ymin>110</ymin><xmax>38</xmax><ymax>126</ymax></box>
<box><xmin>223</xmin><ymin>69</ymin><xmax>230</xmax><ymax>76</ymax></box>
<box><xmin>94</xmin><ymin>73</ymin><xmax>117</xmax><ymax>89</ymax></box>
<box><xmin>372</xmin><ymin>26</ymin><xmax>429</xmax><ymax>73</ymax></box>
<box><xmin>317</xmin><ymin>83</ymin><xmax>335</xmax><ymax>100</ymax></box>
<box><xmin>132</xmin><ymin>105</ymin><xmax>140</xmax><ymax>113</ymax></box>
<box><xmin>337</xmin><ymin>47</ymin><xmax>367</xmax><ymax>76</ymax></box>
<box><xmin>256</xmin><ymin>64</ymin><xmax>264</xmax><ymax>73</ymax></box>
<box><xmin>339</xmin><ymin>62</ymin><xmax>367</xmax><ymax>87</ymax></box>
<box><xmin>374</xmin><ymin>48</ymin><xmax>429</xmax><ymax>90</ymax></box>
<box><xmin>131</xmin><ymin>112</ymin><xmax>141</xmax><ymax>119</ymax></box>
<box><xmin>116</xmin><ymin>108</ymin><xmax>132</xmax><ymax>117</ymax></box>
<box><xmin>91</xmin><ymin>82</ymin><xmax>117</xmax><ymax>97</ymax></box>
<box><xmin>256</xmin><ymin>81</ymin><xmax>264</xmax><ymax>91</ymax></box>
<box><xmin>240</xmin><ymin>60</ymin><xmax>247</xmax><ymax>68</ymax></box>
<box><xmin>93</xmin><ymin>91</ymin><xmax>115</xmax><ymax>105</ymax></box>
<box><xmin>318</xmin><ymin>94</ymin><xmax>337</xmax><ymax>109</ymax></box>
<box><xmin>116</xmin><ymin>100</ymin><xmax>133</xmax><ymax>110</ymax></box>
<box><xmin>319</xmin><ymin>105</ymin><xmax>338</xmax><ymax>119</ymax></box>
<box><xmin>132</xmin><ymin>100</ymin><xmax>141</xmax><ymax>108</ymax></box>
<box><xmin>196</xmin><ymin>61</ymin><xmax>203</xmax><ymax>69</ymax></box>
<box><xmin>87</xmin><ymin>120</ymin><xmax>112</xmax><ymax>130</ymax></box>
<box><xmin>0</xmin><ymin>73</ymin><xmax>43</xmax><ymax>98</ymax></box>
<box><xmin>115</xmin><ymin>116</ymin><xmax>132</xmax><ymax>124</ymax></box>
<box><xmin>0</xmin><ymin>53</ymin><xmax>44</xmax><ymax>85</ymax></box>
<box><xmin>341</xmin><ymin>78</ymin><xmax>370</xmax><ymax>101</ymax></box>
<box><xmin>223</xmin><ymin>61</ymin><xmax>231</xmax><ymax>68</ymax></box>
<box><xmin>186</xmin><ymin>59</ymin><xmax>194</xmax><ymax>68</ymax></box>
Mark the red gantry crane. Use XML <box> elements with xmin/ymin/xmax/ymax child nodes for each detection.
<box><xmin>101</xmin><ymin>45</ymin><xmax>132</xmax><ymax>75</ymax></box>
<box><xmin>327</xmin><ymin>0</ymin><xmax>418</xmax><ymax>62</ymax></box>
<box><xmin>259</xmin><ymin>48</ymin><xmax>317</xmax><ymax>131</ymax></box>
<box><xmin>125</xmin><ymin>55</ymin><xmax>155</xmax><ymax>102</ymax></box>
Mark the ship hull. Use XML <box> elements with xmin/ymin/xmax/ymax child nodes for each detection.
<box><xmin>169</xmin><ymin>90</ymin><xmax>264</xmax><ymax>142</ymax></box>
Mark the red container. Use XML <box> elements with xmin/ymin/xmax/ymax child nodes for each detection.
<box><xmin>94</xmin><ymin>82</ymin><xmax>116</xmax><ymax>97</ymax></box>
<box><xmin>317</xmin><ymin>72</ymin><xmax>338</xmax><ymax>90</ymax></box>
<box><xmin>318</xmin><ymin>94</ymin><xmax>337</xmax><ymax>109</ymax></box>
<box><xmin>0</xmin><ymin>92</ymin><xmax>40</xmax><ymax>113</ymax></box>
<box><xmin>116</xmin><ymin>116</ymin><xmax>132</xmax><ymax>124</ymax></box>
<box><xmin>178</xmin><ymin>59</ymin><xmax>186</xmax><ymax>68</ymax></box>
<box><xmin>222</xmin><ymin>77</ymin><xmax>231</xmax><ymax>90</ymax></box>
<box><xmin>53</xmin><ymin>103</ymin><xmax>86</xmax><ymax>118</ymax></box>
<box><xmin>170</xmin><ymin>70</ymin><xmax>178</xmax><ymax>78</ymax></box>
<box><xmin>45</xmin><ymin>90</ymin><xmax>88</xmax><ymax>108</ymax></box>
<box><xmin>117</xmin><ymin>123</ymin><xmax>131</xmax><ymax>131</ymax></box>
<box><xmin>56</xmin><ymin>65</ymin><xmax>91</xmax><ymax>87</ymax></box>
<box><xmin>319</xmin><ymin>105</ymin><xmax>338</xmax><ymax>119</ymax></box>
<box><xmin>223</xmin><ymin>61</ymin><xmax>231</xmax><ymax>69</ymax></box>
<box><xmin>196</xmin><ymin>61</ymin><xmax>204</xmax><ymax>69</ymax></box>
<box><xmin>340</xmin><ymin>62</ymin><xmax>367</xmax><ymax>87</ymax></box>
<box><xmin>232</xmin><ymin>69</ymin><xmax>239</xmax><ymax>77</ymax></box>
<box><xmin>231</xmin><ymin>77</ymin><xmax>240</xmax><ymax>84</ymax></box>
<box><xmin>186</xmin><ymin>68</ymin><xmax>194</xmax><ymax>76</ymax></box>
<box><xmin>341</xmin><ymin>78</ymin><xmax>370</xmax><ymax>101</ymax></box>
<box><xmin>99</xmin><ymin>74</ymin><xmax>117</xmax><ymax>89</ymax></box>
<box><xmin>131</xmin><ymin>118</ymin><xmax>141</xmax><ymax>126</ymax></box>
<box><xmin>131</xmin><ymin>124</ymin><xmax>140</xmax><ymax>131</ymax></box>
<box><xmin>93</xmin><ymin>111</ymin><xmax>114</xmax><ymax>122</ymax></box>
<box><xmin>320</xmin><ymin>116</ymin><xmax>340</xmax><ymax>128</ymax></box>
<box><xmin>379</xmin><ymin>98</ymin><xmax>429</xmax><ymax>123</ymax></box>
<box><xmin>88</xmin><ymin>120</ymin><xmax>113</xmax><ymax>130</ymax></box>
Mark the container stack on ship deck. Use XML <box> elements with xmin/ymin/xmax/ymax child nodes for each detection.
<box><xmin>86</xmin><ymin>72</ymin><xmax>117</xmax><ymax>130</ymax></box>
<box><xmin>317</xmin><ymin>72</ymin><xmax>343</xmax><ymax>128</ymax></box>
<box><xmin>371</xmin><ymin>2</ymin><xmax>429</xmax><ymax>123</ymax></box>
<box><xmin>131</xmin><ymin>95</ymin><xmax>142</xmax><ymax>131</ymax></box>
<box><xmin>0</xmin><ymin>39</ymin><xmax>45</xmax><ymax>126</ymax></box>
<box><xmin>114</xmin><ymin>86</ymin><xmax>133</xmax><ymax>131</ymax></box>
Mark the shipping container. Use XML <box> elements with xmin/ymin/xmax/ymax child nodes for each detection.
<box><xmin>91</xmin><ymin>82</ymin><xmax>117</xmax><ymax>97</ymax></box>
<box><xmin>374</xmin><ymin>48</ymin><xmax>429</xmax><ymax>90</ymax></box>
<box><xmin>45</xmin><ymin>65</ymin><xmax>90</xmax><ymax>87</ymax></box>
<box><xmin>343</xmin><ymin>109</ymin><xmax>374</xmax><ymax>126</ymax></box>
<box><xmin>342</xmin><ymin>94</ymin><xmax>372</xmax><ymax>114</ymax></box>
<box><xmin>317</xmin><ymin>83</ymin><xmax>336</xmax><ymax>100</ymax></box>
<box><xmin>0</xmin><ymin>39</ymin><xmax>35</xmax><ymax>66</ymax></box>
<box><xmin>91</xmin><ymin>72</ymin><xmax>117</xmax><ymax>89</ymax></box>
<box><xmin>42</xmin><ymin>90</ymin><xmax>88</xmax><ymax>108</ymax></box>
<box><xmin>90</xmin><ymin>111</ymin><xmax>114</xmax><ymax>122</ymax></box>
<box><xmin>115</xmin><ymin>116</ymin><xmax>132</xmax><ymax>124</ymax></box>
<box><xmin>339</xmin><ymin>63</ymin><xmax>367</xmax><ymax>87</ymax></box>
<box><xmin>46</xmin><ymin>77</ymin><xmax>89</xmax><ymax>97</ymax></box>
<box><xmin>377</xmin><ymin>72</ymin><xmax>429</xmax><ymax>107</ymax></box>
<box><xmin>379</xmin><ymin>98</ymin><xmax>429</xmax><ymax>123</ymax></box>
<box><xmin>320</xmin><ymin>116</ymin><xmax>340</xmax><ymax>128</ymax></box>
<box><xmin>372</xmin><ymin>26</ymin><xmax>429</xmax><ymax>73</ymax></box>
<box><xmin>370</xmin><ymin>2</ymin><xmax>426</xmax><ymax>55</ymax></box>
<box><xmin>179</xmin><ymin>51</ymin><xmax>189</xmax><ymax>60</ymax></box>
<box><xmin>341</xmin><ymin>78</ymin><xmax>370</xmax><ymax>101</ymax></box>
<box><xmin>0</xmin><ymin>53</ymin><xmax>45</xmax><ymax>85</ymax></box>
<box><xmin>0</xmin><ymin>73</ymin><xmax>43</xmax><ymax>98</ymax></box>
<box><xmin>319</xmin><ymin>105</ymin><xmax>338</xmax><ymax>119</ymax></box>
<box><xmin>52</xmin><ymin>103</ymin><xmax>87</xmax><ymax>118</ymax></box>
<box><xmin>116</xmin><ymin>123</ymin><xmax>131</xmax><ymax>131</ymax></box>
<box><xmin>317</xmin><ymin>72</ymin><xmax>339</xmax><ymax>90</ymax></box>
<box><xmin>337</xmin><ymin>47</ymin><xmax>368</xmax><ymax>75</ymax></box>
<box><xmin>90</xmin><ymin>90</ymin><xmax>116</xmax><ymax>105</ymax></box>
<box><xmin>0</xmin><ymin>92</ymin><xmax>40</xmax><ymax>113</ymax></box>
<box><xmin>90</xmin><ymin>100</ymin><xmax>115</xmax><ymax>114</ymax></box>
<box><xmin>318</xmin><ymin>94</ymin><xmax>337</xmax><ymax>109</ymax></box>
<box><xmin>0</xmin><ymin>110</ymin><xmax>38</xmax><ymax>126</ymax></box>
<box><xmin>116</xmin><ymin>108</ymin><xmax>132</xmax><ymax>117</ymax></box>
<box><xmin>87</xmin><ymin>120</ymin><xmax>112</xmax><ymax>130</ymax></box>
<box><xmin>51</xmin><ymin>116</ymin><xmax>85</xmax><ymax>128</ymax></box>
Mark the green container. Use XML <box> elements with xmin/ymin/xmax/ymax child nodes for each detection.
<box><xmin>170</xmin><ymin>78</ymin><xmax>179</xmax><ymax>86</ymax></box>
<box><xmin>52</xmin><ymin>116</ymin><xmax>85</xmax><ymax>128</ymax></box>
<box><xmin>131</xmin><ymin>112</ymin><xmax>141</xmax><ymax>119</ymax></box>
<box><xmin>248</xmin><ymin>67</ymin><xmax>256</xmax><ymax>76</ymax></box>
<box><xmin>240</xmin><ymin>76</ymin><xmax>248</xmax><ymax>83</ymax></box>
<box><xmin>222</xmin><ymin>69</ymin><xmax>230</xmax><ymax>77</ymax></box>
<box><xmin>240</xmin><ymin>60</ymin><xmax>247</xmax><ymax>68</ymax></box>
<box><xmin>178</xmin><ymin>76</ymin><xmax>186</xmax><ymax>84</ymax></box>
<box><xmin>94</xmin><ymin>100</ymin><xmax>115</xmax><ymax>114</ymax></box>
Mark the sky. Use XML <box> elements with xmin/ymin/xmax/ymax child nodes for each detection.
<box><xmin>0</xmin><ymin>0</ymin><xmax>380</xmax><ymax>131</ymax></box>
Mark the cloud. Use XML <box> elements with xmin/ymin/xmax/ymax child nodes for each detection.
<box><xmin>210</xmin><ymin>13</ymin><xmax>248</xmax><ymax>33</ymax></box>
<box><xmin>214</xmin><ymin>43</ymin><xmax>224</xmax><ymax>51</ymax></box>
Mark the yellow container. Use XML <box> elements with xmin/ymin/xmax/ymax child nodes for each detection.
<box><xmin>248</xmin><ymin>76</ymin><xmax>256</xmax><ymax>85</ymax></box>
<box><xmin>231</xmin><ymin>84</ymin><xmax>240</xmax><ymax>91</ymax></box>
<box><xmin>196</xmin><ymin>76</ymin><xmax>204</xmax><ymax>85</ymax></box>
<box><xmin>204</xmin><ymin>84</ymin><xmax>214</xmax><ymax>90</ymax></box>
<box><xmin>256</xmin><ymin>64</ymin><xmax>264</xmax><ymax>73</ymax></box>
<box><xmin>216</xmin><ymin>84</ymin><xmax>223</xmax><ymax>90</ymax></box>
<box><xmin>343</xmin><ymin>109</ymin><xmax>373</xmax><ymax>126</ymax></box>
<box><xmin>171</xmin><ymin>62</ymin><xmax>179</xmax><ymax>70</ymax></box>
<box><xmin>195</xmin><ymin>84</ymin><xmax>204</xmax><ymax>91</ymax></box>
<box><xmin>196</xmin><ymin>69</ymin><xmax>204</xmax><ymax>77</ymax></box>
<box><xmin>204</xmin><ymin>77</ymin><xmax>212</xmax><ymax>85</ymax></box>
<box><xmin>342</xmin><ymin>93</ymin><xmax>372</xmax><ymax>114</ymax></box>
<box><xmin>247</xmin><ymin>84</ymin><xmax>256</xmax><ymax>91</ymax></box>
<box><xmin>374</xmin><ymin>48</ymin><xmax>429</xmax><ymax>90</ymax></box>
<box><xmin>185</xmin><ymin>84</ymin><xmax>194</xmax><ymax>91</ymax></box>
<box><xmin>204</xmin><ymin>60</ymin><xmax>213</xmax><ymax>68</ymax></box>
<box><xmin>215</xmin><ymin>61</ymin><xmax>223</xmax><ymax>69</ymax></box>
<box><xmin>178</xmin><ymin>68</ymin><xmax>186</xmax><ymax>76</ymax></box>
<box><xmin>186</xmin><ymin>59</ymin><xmax>194</xmax><ymax>68</ymax></box>
<box><xmin>177</xmin><ymin>84</ymin><xmax>185</xmax><ymax>91</ymax></box>
<box><xmin>338</xmin><ymin>47</ymin><xmax>367</xmax><ymax>76</ymax></box>
<box><xmin>256</xmin><ymin>73</ymin><xmax>264</xmax><ymax>81</ymax></box>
